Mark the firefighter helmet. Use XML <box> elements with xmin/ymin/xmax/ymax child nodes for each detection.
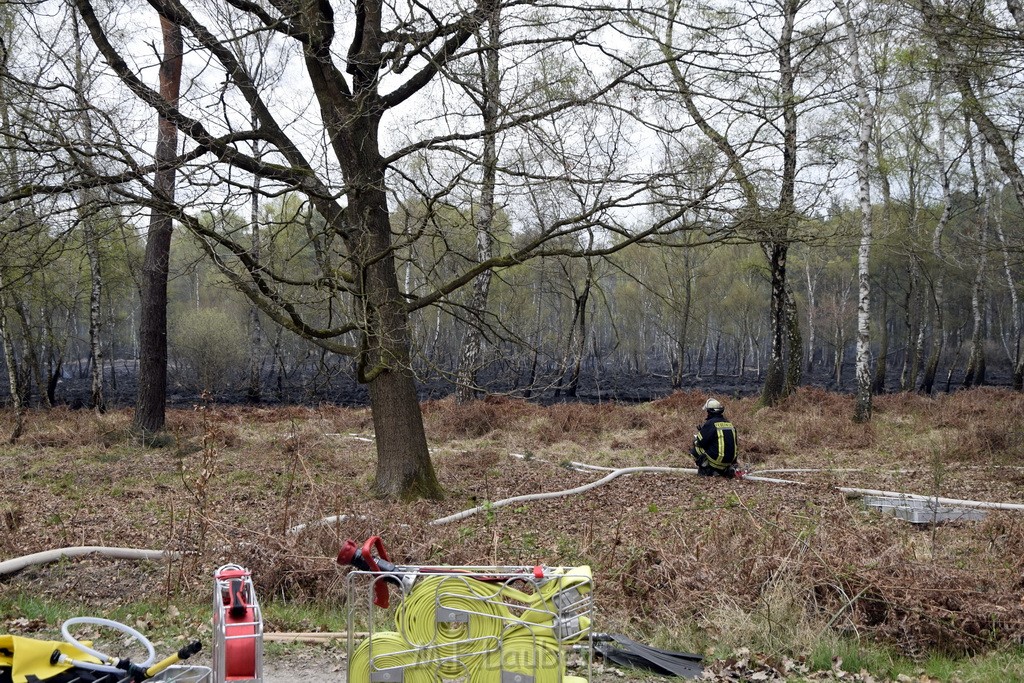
<box><xmin>703</xmin><ymin>398</ymin><xmax>724</xmax><ymax>413</ymax></box>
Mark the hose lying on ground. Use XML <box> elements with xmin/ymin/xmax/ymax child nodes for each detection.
<box><xmin>0</xmin><ymin>546</ymin><xmax>179</xmax><ymax>577</ymax></box>
<box><xmin>430</xmin><ymin>459</ymin><xmax>1024</xmax><ymax>525</ymax></box>
<box><xmin>13</xmin><ymin>459</ymin><xmax>1021</xmax><ymax>571</ymax></box>
<box><xmin>428</xmin><ymin>466</ymin><xmax>697</xmax><ymax>526</ymax></box>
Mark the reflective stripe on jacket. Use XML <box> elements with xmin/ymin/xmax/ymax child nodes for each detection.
<box><xmin>694</xmin><ymin>415</ymin><xmax>737</xmax><ymax>470</ymax></box>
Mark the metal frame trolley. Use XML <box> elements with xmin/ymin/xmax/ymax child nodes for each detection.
<box><xmin>345</xmin><ymin>564</ymin><xmax>594</xmax><ymax>683</ymax></box>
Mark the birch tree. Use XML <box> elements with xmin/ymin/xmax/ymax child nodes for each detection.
<box><xmin>920</xmin><ymin>91</ymin><xmax>958</xmax><ymax>394</ymax></box>
<box><xmin>835</xmin><ymin>0</ymin><xmax>876</xmax><ymax>421</ymax></box>
<box><xmin>454</xmin><ymin>3</ymin><xmax>501</xmax><ymax>403</ymax></box>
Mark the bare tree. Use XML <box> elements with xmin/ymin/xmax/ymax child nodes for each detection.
<box><xmin>625</xmin><ymin>0</ymin><xmax>828</xmax><ymax>405</ymax></box>
<box><xmin>455</xmin><ymin>2</ymin><xmax>501</xmax><ymax>403</ymax></box>
<box><xmin>835</xmin><ymin>0</ymin><xmax>876</xmax><ymax>422</ymax></box>
<box><xmin>133</xmin><ymin>15</ymin><xmax>182</xmax><ymax>434</ymax></box>
<box><xmin>920</xmin><ymin>90</ymin><xmax>958</xmax><ymax>394</ymax></box>
<box><xmin>962</xmin><ymin>130</ymin><xmax>990</xmax><ymax>387</ymax></box>
<box><xmin>68</xmin><ymin>9</ymin><xmax>107</xmax><ymax>412</ymax></box>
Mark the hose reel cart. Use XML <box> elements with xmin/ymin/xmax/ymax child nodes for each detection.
<box><xmin>212</xmin><ymin>564</ymin><xmax>264</xmax><ymax>683</ymax></box>
<box><xmin>340</xmin><ymin>538</ymin><xmax>594</xmax><ymax>683</ymax></box>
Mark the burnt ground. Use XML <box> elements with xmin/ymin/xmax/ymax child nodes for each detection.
<box><xmin>3</xmin><ymin>352</ymin><xmax>1020</xmax><ymax>413</ymax></box>
<box><xmin>2</xmin><ymin>389</ymin><xmax>1024</xmax><ymax>682</ymax></box>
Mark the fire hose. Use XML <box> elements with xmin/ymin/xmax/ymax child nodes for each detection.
<box><xmin>340</xmin><ymin>537</ymin><xmax>591</xmax><ymax>683</ymax></box>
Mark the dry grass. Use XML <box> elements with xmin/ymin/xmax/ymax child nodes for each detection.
<box><xmin>3</xmin><ymin>387</ymin><xmax>1024</xmax><ymax>660</ymax></box>
<box><xmin>422</xmin><ymin>396</ymin><xmax>542</xmax><ymax>440</ymax></box>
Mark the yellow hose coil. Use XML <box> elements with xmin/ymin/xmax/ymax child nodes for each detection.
<box><xmin>348</xmin><ymin>632</ymin><xmax>436</xmax><ymax>683</ymax></box>
<box><xmin>468</xmin><ymin>632</ymin><xmax>564</xmax><ymax>683</ymax></box>
<box><xmin>354</xmin><ymin>568</ymin><xmax>593</xmax><ymax>681</ymax></box>
<box><xmin>395</xmin><ymin>575</ymin><xmax>509</xmax><ymax>677</ymax></box>
<box><xmin>495</xmin><ymin>567</ymin><xmax>593</xmax><ymax>644</ymax></box>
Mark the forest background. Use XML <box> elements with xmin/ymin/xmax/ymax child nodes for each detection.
<box><xmin>2</xmin><ymin>0</ymin><xmax>1023</xmax><ymax>431</ymax></box>
<box><xmin>2</xmin><ymin>0</ymin><xmax>1024</xmax><ymax>436</ymax></box>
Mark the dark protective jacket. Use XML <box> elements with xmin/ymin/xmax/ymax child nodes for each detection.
<box><xmin>693</xmin><ymin>413</ymin><xmax>737</xmax><ymax>471</ymax></box>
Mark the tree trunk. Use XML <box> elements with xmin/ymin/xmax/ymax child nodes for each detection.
<box><xmin>834</xmin><ymin>320</ymin><xmax>844</xmax><ymax>389</ymax></box>
<box><xmin>994</xmin><ymin>193</ymin><xmax>1022</xmax><ymax>390</ymax></box>
<box><xmin>246</xmin><ymin>114</ymin><xmax>263</xmax><ymax>403</ymax></box>
<box><xmin>70</xmin><ymin>13</ymin><xmax>106</xmax><ymax>412</ymax></box>
<box><xmin>0</xmin><ymin>334</ymin><xmax>24</xmax><ymax>443</ymax></box>
<box><xmin>921</xmin><ymin>99</ymin><xmax>954</xmax><ymax>395</ymax></box>
<box><xmin>761</xmin><ymin>242</ymin><xmax>788</xmax><ymax>405</ymax></box>
<box><xmin>566</xmin><ymin>282</ymin><xmax>591</xmax><ymax>397</ymax></box>
<box><xmin>784</xmin><ymin>285</ymin><xmax>802</xmax><ymax>395</ymax></box>
<box><xmin>455</xmin><ymin>4</ymin><xmax>500</xmax><ymax>404</ymax></box>
<box><xmin>673</xmin><ymin>264</ymin><xmax>693</xmax><ymax>388</ymax></box>
<box><xmin>837</xmin><ymin>0</ymin><xmax>875</xmax><ymax>423</ymax></box>
<box><xmin>523</xmin><ymin>276</ymin><xmax>544</xmax><ymax>399</ymax></box>
<box><xmin>945</xmin><ymin>344</ymin><xmax>961</xmax><ymax>392</ymax></box>
<box><xmin>899</xmin><ymin>281</ymin><xmax>913</xmax><ymax>389</ymax></box>
<box><xmin>873</xmin><ymin>289</ymin><xmax>889</xmax><ymax>394</ymax></box>
<box><xmin>907</xmin><ymin>297</ymin><xmax>926</xmax><ymax>391</ymax></box>
<box><xmin>555</xmin><ymin>273</ymin><xmax>592</xmax><ymax>399</ymax></box>
<box><xmin>0</xmin><ymin>325</ymin><xmax>17</xmax><ymax>409</ymax></box>
<box><xmin>13</xmin><ymin>299</ymin><xmax>46</xmax><ymax>408</ymax></box>
<box><xmin>0</xmin><ymin>283</ymin><xmax>21</xmax><ymax>414</ymax></box>
<box><xmin>133</xmin><ymin>16</ymin><xmax>182</xmax><ymax>434</ymax></box>
<box><xmin>344</xmin><ymin>129</ymin><xmax>441</xmax><ymax>498</ymax></box>
<box><xmin>358</xmin><ymin>231</ymin><xmax>441</xmax><ymax>499</ymax></box>
<box><xmin>85</xmin><ymin>215</ymin><xmax>105</xmax><ymax>411</ymax></box>
<box><xmin>762</xmin><ymin>0</ymin><xmax>798</xmax><ymax>407</ymax></box>
<box><xmin>805</xmin><ymin>255</ymin><xmax>818</xmax><ymax>373</ymax></box>
<box><xmin>963</xmin><ymin>135</ymin><xmax>989</xmax><ymax>387</ymax></box>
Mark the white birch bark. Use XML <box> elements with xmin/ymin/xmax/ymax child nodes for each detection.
<box><xmin>837</xmin><ymin>0</ymin><xmax>876</xmax><ymax>422</ymax></box>
<box><xmin>71</xmin><ymin>13</ymin><xmax>105</xmax><ymax>411</ymax></box>
<box><xmin>455</xmin><ymin>5</ymin><xmax>500</xmax><ymax>403</ymax></box>
<box><xmin>992</xmin><ymin>192</ymin><xmax>1020</xmax><ymax>376</ymax></box>
<box><xmin>0</xmin><ymin>25</ymin><xmax>26</xmax><ymax>414</ymax></box>
<box><xmin>963</xmin><ymin>137</ymin><xmax>991</xmax><ymax>386</ymax></box>
<box><xmin>921</xmin><ymin>94</ymin><xmax>955</xmax><ymax>394</ymax></box>
<box><xmin>0</xmin><ymin>281</ymin><xmax>20</xmax><ymax>411</ymax></box>
<box><xmin>84</xmin><ymin>214</ymin><xmax>104</xmax><ymax>410</ymax></box>
<box><xmin>805</xmin><ymin>254</ymin><xmax>818</xmax><ymax>372</ymax></box>
<box><xmin>247</xmin><ymin>111</ymin><xmax>263</xmax><ymax>401</ymax></box>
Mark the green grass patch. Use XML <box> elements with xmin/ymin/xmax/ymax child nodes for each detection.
<box><xmin>805</xmin><ymin>640</ymin><xmax>1024</xmax><ymax>681</ymax></box>
<box><xmin>260</xmin><ymin>600</ymin><xmax>349</xmax><ymax>634</ymax></box>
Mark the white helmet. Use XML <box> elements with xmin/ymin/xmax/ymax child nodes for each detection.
<box><xmin>703</xmin><ymin>398</ymin><xmax>724</xmax><ymax>413</ymax></box>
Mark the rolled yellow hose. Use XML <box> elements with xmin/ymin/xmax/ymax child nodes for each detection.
<box><xmin>396</xmin><ymin>575</ymin><xmax>509</xmax><ymax>677</ymax></box>
<box><xmin>494</xmin><ymin>567</ymin><xmax>593</xmax><ymax>644</ymax></box>
<box><xmin>468</xmin><ymin>632</ymin><xmax>564</xmax><ymax>683</ymax></box>
<box><xmin>348</xmin><ymin>632</ymin><xmax>435</xmax><ymax>683</ymax></box>
<box><xmin>354</xmin><ymin>569</ymin><xmax>593</xmax><ymax>681</ymax></box>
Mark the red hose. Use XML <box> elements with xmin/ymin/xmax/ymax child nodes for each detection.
<box><xmin>224</xmin><ymin>607</ymin><xmax>257</xmax><ymax>680</ymax></box>
<box><xmin>216</xmin><ymin>567</ymin><xmax>259</xmax><ymax>680</ymax></box>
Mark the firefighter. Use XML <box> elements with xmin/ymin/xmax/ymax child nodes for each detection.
<box><xmin>690</xmin><ymin>398</ymin><xmax>739</xmax><ymax>478</ymax></box>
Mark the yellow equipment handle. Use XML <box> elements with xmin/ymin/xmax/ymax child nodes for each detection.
<box><xmin>139</xmin><ymin>641</ymin><xmax>201</xmax><ymax>680</ymax></box>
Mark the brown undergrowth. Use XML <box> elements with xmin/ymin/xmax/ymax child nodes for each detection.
<box><xmin>2</xmin><ymin>388</ymin><xmax>1024</xmax><ymax>659</ymax></box>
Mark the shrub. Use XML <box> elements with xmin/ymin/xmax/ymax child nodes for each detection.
<box><xmin>169</xmin><ymin>307</ymin><xmax>248</xmax><ymax>394</ymax></box>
